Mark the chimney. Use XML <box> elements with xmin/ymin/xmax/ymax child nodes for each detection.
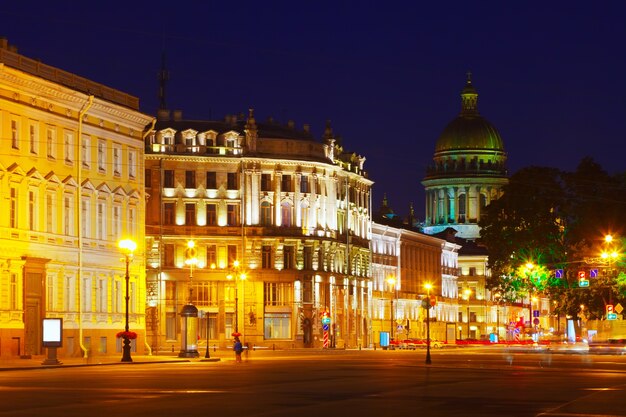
<box><xmin>172</xmin><ymin>110</ymin><xmax>182</xmax><ymax>121</ymax></box>
<box><xmin>0</xmin><ymin>37</ymin><xmax>8</xmax><ymax>50</ymax></box>
<box><xmin>157</xmin><ymin>109</ymin><xmax>170</xmax><ymax>121</ymax></box>
<box><xmin>303</xmin><ymin>123</ymin><xmax>310</xmax><ymax>134</ymax></box>
<box><xmin>287</xmin><ymin>120</ymin><xmax>295</xmax><ymax>129</ymax></box>
<box><xmin>267</xmin><ymin>116</ymin><xmax>274</xmax><ymax>124</ymax></box>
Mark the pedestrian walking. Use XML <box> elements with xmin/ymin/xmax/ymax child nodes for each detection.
<box><xmin>233</xmin><ymin>337</ymin><xmax>243</xmax><ymax>362</ymax></box>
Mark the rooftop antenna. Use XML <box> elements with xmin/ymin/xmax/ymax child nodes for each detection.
<box><xmin>158</xmin><ymin>48</ymin><xmax>169</xmax><ymax>110</ymax></box>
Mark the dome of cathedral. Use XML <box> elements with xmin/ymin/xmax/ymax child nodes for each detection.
<box><xmin>434</xmin><ymin>77</ymin><xmax>505</xmax><ymax>153</ymax></box>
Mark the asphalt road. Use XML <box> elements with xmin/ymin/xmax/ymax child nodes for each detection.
<box><xmin>3</xmin><ymin>349</ymin><xmax>626</xmax><ymax>417</ymax></box>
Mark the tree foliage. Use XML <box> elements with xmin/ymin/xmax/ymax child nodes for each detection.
<box><xmin>479</xmin><ymin>158</ymin><xmax>626</xmax><ymax>319</ymax></box>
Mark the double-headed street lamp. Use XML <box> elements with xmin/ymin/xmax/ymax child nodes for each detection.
<box><xmin>424</xmin><ymin>283</ymin><xmax>433</xmax><ymax>365</ymax></box>
<box><xmin>386</xmin><ymin>276</ymin><xmax>397</xmax><ymax>340</ymax></box>
<box><xmin>118</xmin><ymin>239</ymin><xmax>137</xmax><ymax>363</ymax></box>
<box><xmin>463</xmin><ymin>288</ymin><xmax>471</xmax><ymax>340</ymax></box>
<box><xmin>227</xmin><ymin>260</ymin><xmax>246</xmax><ymax>336</ymax></box>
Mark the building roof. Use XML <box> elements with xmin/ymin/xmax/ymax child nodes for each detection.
<box><xmin>154</xmin><ymin>116</ymin><xmax>315</xmax><ymax>141</ymax></box>
<box><xmin>0</xmin><ymin>38</ymin><xmax>140</xmax><ymax>110</ymax></box>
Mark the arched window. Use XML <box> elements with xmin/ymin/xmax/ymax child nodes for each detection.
<box><xmin>458</xmin><ymin>194</ymin><xmax>466</xmax><ymax>223</ymax></box>
<box><xmin>260</xmin><ymin>201</ymin><xmax>272</xmax><ymax>226</ymax></box>
<box><xmin>281</xmin><ymin>202</ymin><xmax>292</xmax><ymax>227</ymax></box>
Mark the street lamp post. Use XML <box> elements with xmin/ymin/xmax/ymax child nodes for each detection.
<box><xmin>386</xmin><ymin>276</ymin><xmax>396</xmax><ymax>340</ymax></box>
<box><xmin>463</xmin><ymin>289</ymin><xmax>471</xmax><ymax>340</ymax></box>
<box><xmin>494</xmin><ymin>292</ymin><xmax>501</xmax><ymax>342</ymax></box>
<box><xmin>118</xmin><ymin>239</ymin><xmax>137</xmax><ymax>363</ymax></box>
<box><xmin>424</xmin><ymin>283</ymin><xmax>433</xmax><ymax>365</ymax></box>
<box><xmin>227</xmin><ymin>260</ymin><xmax>246</xmax><ymax>337</ymax></box>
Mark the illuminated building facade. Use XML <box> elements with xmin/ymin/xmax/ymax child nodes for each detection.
<box><xmin>144</xmin><ymin>111</ymin><xmax>372</xmax><ymax>350</ymax></box>
<box><xmin>371</xmin><ymin>204</ymin><xmax>461</xmax><ymax>345</ymax></box>
<box><xmin>0</xmin><ymin>39</ymin><xmax>153</xmax><ymax>357</ymax></box>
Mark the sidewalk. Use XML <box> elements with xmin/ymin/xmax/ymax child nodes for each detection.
<box><xmin>0</xmin><ymin>352</ymin><xmax>222</xmax><ymax>371</ymax></box>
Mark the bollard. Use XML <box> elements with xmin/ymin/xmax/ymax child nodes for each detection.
<box><xmin>359</xmin><ymin>344</ymin><xmax>361</xmax><ymax>351</ymax></box>
<box><xmin>171</xmin><ymin>344</ymin><xmax>174</xmax><ymax>353</ymax></box>
<box><xmin>272</xmin><ymin>343</ymin><xmax>275</xmax><ymax>351</ymax></box>
<box><xmin>213</xmin><ymin>344</ymin><xmax>216</xmax><ymax>352</ymax></box>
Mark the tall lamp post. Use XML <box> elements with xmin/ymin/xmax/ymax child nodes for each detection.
<box><xmin>424</xmin><ymin>283</ymin><xmax>433</xmax><ymax>365</ymax></box>
<box><xmin>463</xmin><ymin>289</ymin><xmax>471</xmax><ymax>340</ymax></box>
<box><xmin>386</xmin><ymin>276</ymin><xmax>397</xmax><ymax>340</ymax></box>
<box><xmin>118</xmin><ymin>239</ymin><xmax>136</xmax><ymax>363</ymax></box>
<box><xmin>227</xmin><ymin>260</ymin><xmax>246</xmax><ymax>337</ymax></box>
<box><xmin>494</xmin><ymin>292</ymin><xmax>501</xmax><ymax>342</ymax></box>
<box><xmin>179</xmin><ymin>240</ymin><xmax>199</xmax><ymax>358</ymax></box>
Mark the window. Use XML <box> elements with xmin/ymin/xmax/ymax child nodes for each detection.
<box><xmin>302</xmin><ymin>277</ymin><xmax>313</xmax><ymax>303</ymax></box>
<box><xmin>47</xmin><ymin>127</ymin><xmax>56</xmax><ymax>159</ymax></box>
<box><xmin>227</xmin><ymin>172</ymin><xmax>238</xmax><ymax>189</ymax></box>
<box><xmin>227</xmin><ymin>204</ymin><xmax>238</xmax><ymax>226</ymax></box>
<box><xmin>145</xmin><ymin>169</ymin><xmax>152</xmax><ymax>188</ymax></box>
<box><xmin>164</xmin><ymin>244</ymin><xmax>175</xmax><ymax>267</ymax></box>
<box><xmin>64</xmin><ymin>131</ymin><xmax>74</xmax><ymax>163</ymax></box>
<box><xmin>128</xmin><ymin>150</ymin><xmax>137</xmax><ymax>179</ymax></box>
<box><xmin>81</xmin><ymin>136</ymin><xmax>90</xmax><ymax>167</ymax></box>
<box><xmin>46</xmin><ymin>193</ymin><xmax>56</xmax><ymax>233</ymax></box>
<box><xmin>96</xmin><ymin>278</ymin><xmax>108</xmax><ymax>313</ymax></box>
<box><xmin>11</xmin><ymin>187</ymin><xmax>19</xmax><ymax>228</ymax></box>
<box><xmin>227</xmin><ymin>245</ymin><xmax>237</xmax><ymax>266</ymax></box>
<box><xmin>260</xmin><ymin>201</ymin><xmax>272</xmax><ymax>226</ymax></box>
<box><xmin>281</xmin><ymin>202</ymin><xmax>292</xmax><ymax>227</ymax></box>
<box><xmin>185</xmin><ymin>203</ymin><xmax>196</xmax><ymax>225</ymax></box>
<box><xmin>11</xmin><ymin>118</ymin><xmax>19</xmax><ymax>149</ymax></box>
<box><xmin>264</xmin><ymin>313</ymin><xmax>291</xmax><ymax>339</ymax></box>
<box><xmin>81</xmin><ymin>198</ymin><xmax>90</xmax><ymax>237</ymax></box>
<box><xmin>113</xmin><ymin>145</ymin><xmax>121</xmax><ymax>176</ymax></box>
<box><xmin>29</xmin><ymin>122</ymin><xmax>38</xmax><ymax>154</ymax></box>
<box><xmin>164</xmin><ymin>170</ymin><xmax>175</xmax><ymax>188</ymax></box>
<box><xmin>185</xmin><ymin>170</ymin><xmax>196</xmax><ymax>188</ymax></box>
<box><xmin>262</xmin><ymin>245</ymin><xmax>273</xmax><ymax>269</ymax></box>
<box><xmin>112</xmin><ymin>205</ymin><xmax>121</xmax><ymax>240</ymax></box>
<box><xmin>303</xmin><ymin>246</ymin><xmax>313</xmax><ymax>270</ymax></box>
<box><xmin>98</xmin><ymin>140</ymin><xmax>106</xmax><ymax>172</ymax></box>
<box><xmin>63</xmin><ymin>195</ymin><xmax>74</xmax><ymax>236</ymax></box>
<box><xmin>128</xmin><ymin>206</ymin><xmax>137</xmax><ymax>238</ymax></box>
<box><xmin>207</xmin><ymin>245</ymin><xmax>217</xmax><ymax>268</ymax></box>
<box><xmin>163</xmin><ymin>202</ymin><xmax>175</xmax><ymax>225</ymax></box>
<box><xmin>458</xmin><ymin>194</ymin><xmax>466</xmax><ymax>222</ymax></box>
<box><xmin>97</xmin><ymin>201</ymin><xmax>106</xmax><ymax>240</ymax></box>
<box><xmin>10</xmin><ymin>273</ymin><xmax>18</xmax><ymax>310</ymax></box>
<box><xmin>264</xmin><ymin>282</ymin><xmax>292</xmax><ymax>306</ymax></box>
<box><xmin>283</xmin><ymin>246</ymin><xmax>295</xmax><ymax>270</ymax></box>
<box><xmin>300</xmin><ymin>175</ymin><xmax>309</xmax><ymax>193</ymax></box>
<box><xmin>113</xmin><ymin>280</ymin><xmax>121</xmax><ymax>313</ymax></box>
<box><xmin>261</xmin><ymin>174</ymin><xmax>272</xmax><ymax>191</ymax></box>
<box><xmin>281</xmin><ymin>175</ymin><xmax>292</xmax><ymax>192</ymax></box>
<box><xmin>206</xmin><ymin>204</ymin><xmax>217</xmax><ymax>226</ymax></box>
<box><xmin>206</xmin><ymin>172</ymin><xmax>216</xmax><ymax>189</ymax></box>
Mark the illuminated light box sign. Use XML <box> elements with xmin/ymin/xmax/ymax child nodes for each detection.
<box><xmin>42</xmin><ymin>318</ymin><xmax>63</xmax><ymax>348</ymax></box>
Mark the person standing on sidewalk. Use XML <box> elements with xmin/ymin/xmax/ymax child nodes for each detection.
<box><xmin>233</xmin><ymin>337</ymin><xmax>243</xmax><ymax>362</ymax></box>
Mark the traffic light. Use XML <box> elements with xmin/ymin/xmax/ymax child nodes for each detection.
<box><xmin>578</xmin><ymin>271</ymin><xmax>589</xmax><ymax>287</ymax></box>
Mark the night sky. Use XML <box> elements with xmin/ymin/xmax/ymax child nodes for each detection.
<box><xmin>2</xmin><ymin>2</ymin><xmax>625</xmax><ymax>220</ymax></box>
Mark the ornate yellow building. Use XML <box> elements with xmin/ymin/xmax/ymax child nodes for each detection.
<box><xmin>370</xmin><ymin>219</ymin><xmax>461</xmax><ymax>345</ymax></box>
<box><xmin>0</xmin><ymin>39</ymin><xmax>153</xmax><ymax>357</ymax></box>
<box><xmin>144</xmin><ymin>110</ymin><xmax>372</xmax><ymax>351</ymax></box>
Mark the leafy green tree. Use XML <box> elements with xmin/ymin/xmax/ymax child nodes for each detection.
<box><xmin>479</xmin><ymin>158</ymin><xmax>626</xmax><ymax>320</ymax></box>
